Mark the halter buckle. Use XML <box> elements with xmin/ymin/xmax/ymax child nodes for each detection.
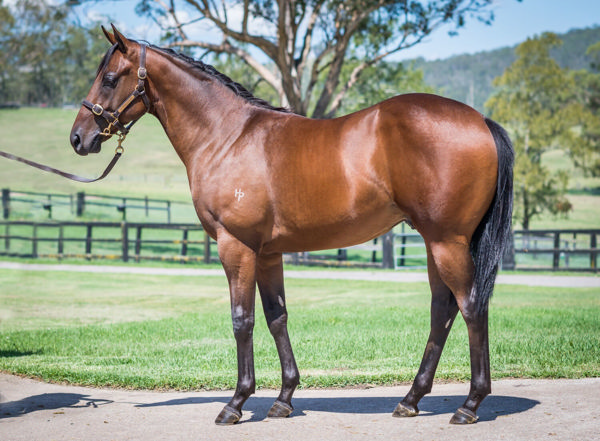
<box><xmin>101</xmin><ymin>125</ymin><xmax>113</xmax><ymax>137</ymax></box>
<box><xmin>138</xmin><ymin>67</ymin><xmax>147</xmax><ymax>80</ymax></box>
<box><xmin>92</xmin><ymin>103</ymin><xmax>104</xmax><ymax>116</ymax></box>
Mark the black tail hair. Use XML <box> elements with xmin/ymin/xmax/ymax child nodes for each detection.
<box><xmin>470</xmin><ymin>117</ymin><xmax>514</xmax><ymax>313</ymax></box>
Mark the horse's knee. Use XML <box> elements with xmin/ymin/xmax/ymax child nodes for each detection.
<box><xmin>232</xmin><ymin>314</ymin><xmax>255</xmax><ymax>340</ymax></box>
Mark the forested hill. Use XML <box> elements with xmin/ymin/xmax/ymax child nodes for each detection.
<box><xmin>410</xmin><ymin>26</ymin><xmax>600</xmax><ymax>112</ymax></box>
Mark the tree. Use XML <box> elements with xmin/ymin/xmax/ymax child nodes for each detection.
<box><xmin>564</xmin><ymin>43</ymin><xmax>600</xmax><ymax>177</ymax></box>
<box><xmin>0</xmin><ymin>0</ymin><xmax>106</xmax><ymax>106</ymax></box>
<box><xmin>129</xmin><ymin>0</ymin><xmax>515</xmax><ymax>117</ymax></box>
<box><xmin>337</xmin><ymin>59</ymin><xmax>435</xmax><ymax>115</ymax></box>
<box><xmin>486</xmin><ymin>33</ymin><xmax>585</xmax><ymax>230</ymax></box>
<box><xmin>0</xmin><ymin>0</ymin><xmax>19</xmax><ymax>104</ymax></box>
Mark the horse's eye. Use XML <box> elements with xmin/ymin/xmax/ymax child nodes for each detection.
<box><xmin>102</xmin><ymin>73</ymin><xmax>118</xmax><ymax>89</ymax></box>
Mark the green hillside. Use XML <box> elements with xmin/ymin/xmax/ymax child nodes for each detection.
<box><xmin>412</xmin><ymin>26</ymin><xmax>600</xmax><ymax>111</ymax></box>
<box><xmin>0</xmin><ymin>107</ymin><xmax>192</xmax><ymax>202</ymax></box>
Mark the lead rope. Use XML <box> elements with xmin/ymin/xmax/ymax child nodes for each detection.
<box><xmin>0</xmin><ymin>137</ymin><xmax>125</xmax><ymax>183</ymax></box>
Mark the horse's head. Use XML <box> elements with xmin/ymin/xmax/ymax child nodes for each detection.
<box><xmin>70</xmin><ymin>25</ymin><xmax>150</xmax><ymax>155</ymax></box>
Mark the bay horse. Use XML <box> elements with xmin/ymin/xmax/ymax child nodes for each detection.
<box><xmin>70</xmin><ymin>26</ymin><xmax>513</xmax><ymax>426</ymax></box>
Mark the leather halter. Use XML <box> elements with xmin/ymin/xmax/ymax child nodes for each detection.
<box><xmin>82</xmin><ymin>43</ymin><xmax>151</xmax><ymax>142</ymax></box>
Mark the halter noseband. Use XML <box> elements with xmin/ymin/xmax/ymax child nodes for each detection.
<box><xmin>82</xmin><ymin>43</ymin><xmax>150</xmax><ymax>145</ymax></box>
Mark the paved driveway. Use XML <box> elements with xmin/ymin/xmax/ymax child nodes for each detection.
<box><xmin>1</xmin><ymin>374</ymin><xmax>599</xmax><ymax>441</ymax></box>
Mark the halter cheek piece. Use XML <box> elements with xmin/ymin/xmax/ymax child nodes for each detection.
<box><xmin>82</xmin><ymin>43</ymin><xmax>151</xmax><ymax>148</ymax></box>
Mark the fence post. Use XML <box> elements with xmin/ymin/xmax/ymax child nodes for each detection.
<box><xmin>134</xmin><ymin>226</ymin><xmax>142</xmax><ymax>262</ymax></box>
<box><xmin>121</xmin><ymin>222</ymin><xmax>129</xmax><ymax>262</ymax></box>
<box><xmin>371</xmin><ymin>237</ymin><xmax>378</xmax><ymax>263</ymax></box>
<box><xmin>181</xmin><ymin>229</ymin><xmax>189</xmax><ymax>260</ymax></box>
<box><xmin>204</xmin><ymin>232</ymin><xmax>211</xmax><ymax>264</ymax></box>
<box><xmin>167</xmin><ymin>201</ymin><xmax>171</xmax><ymax>224</ymax></box>
<box><xmin>76</xmin><ymin>192</ymin><xmax>85</xmax><ymax>217</ymax></box>
<box><xmin>4</xmin><ymin>223</ymin><xmax>9</xmax><ymax>251</ymax></box>
<box><xmin>381</xmin><ymin>230</ymin><xmax>395</xmax><ymax>269</ymax></box>
<box><xmin>32</xmin><ymin>224</ymin><xmax>38</xmax><ymax>258</ymax></box>
<box><xmin>2</xmin><ymin>188</ymin><xmax>10</xmax><ymax>219</ymax></box>
<box><xmin>401</xmin><ymin>234</ymin><xmax>409</xmax><ymax>267</ymax></box>
<box><xmin>43</xmin><ymin>194</ymin><xmax>52</xmax><ymax>219</ymax></box>
<box><xmin>58</xmin><ymin>225</ymin><xmax>64</xmax><ymax>260</ymax></box>
<box><xmin>591</xmin><ymin>233</ymin><xmax>597</xmax><ymax>271</ymax></box>
<box><xmin>85</xmin><ymin>224</ymin><xmax>93</xmax><ymax>258</ymax></box>
<box><xmin>552</xmin><ymin>232</ymin><xmax>561</xmax><ymax>270</ymax></box>
<box><xmin>118</xmin><ymin>198</ymin><xmax>127</xmax><ymax>221</ymax></box>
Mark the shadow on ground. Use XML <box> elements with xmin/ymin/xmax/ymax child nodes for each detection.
<box><xmin>0</xmin><ymin>390</ymin><xmax>539</xmax><ymax>423</ymax></box>
<box><xmin>135</xmin><ymin>394</ymin><xmax>539</xmax><ymax>423</ymax></box>
<box><xmin>0</xmin><ymin>393</ymin><xmax>113</xmax><ymax>418</ymax></box>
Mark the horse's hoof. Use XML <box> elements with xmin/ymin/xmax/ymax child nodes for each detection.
<box><xmin>215</xmin><ymin>405</ymin><xmax>242</xmax><ymax>425</ymax></box>
<box><xmin>267</xmin><ymin>400</ymin><xmax>294</xmax><ymax>418</ymax></box>
<box><xmin>392</xmin><ymin>402</ymin><xmax>419</xmax><ymax>418</ymax></box>
<box><xmin>449</xmin><ymin>407</ymin><xmax>479</xmax><ymax>425</ymax></box>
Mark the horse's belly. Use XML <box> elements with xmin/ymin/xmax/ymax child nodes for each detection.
<box><xmin>263</xmin><ymin>200</ymin><xmax>405</xmax><ymax>254</ymax></box>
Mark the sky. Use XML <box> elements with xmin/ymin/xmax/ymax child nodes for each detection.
<box><xmin>73</xmin><ymin>0</ymin><xmax>600</xmax><ymax>61</ymax></box>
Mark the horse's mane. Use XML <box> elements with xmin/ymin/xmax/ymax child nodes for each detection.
<box><xmin>97</xmin><ymin>43</ymin><xmax>118</xmax><ymax>76</ymax></box>
<box><xmin>150</xmin><ymin>45</ymin><xmax>292</xmax><ymax>114</ymax></box>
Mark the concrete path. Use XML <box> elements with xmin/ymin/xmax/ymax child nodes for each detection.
<box><xmin>1</xmin><ymin>374</ymin><xmax>599</xmax><ymax>441</ymax></box>
<box><xmin>0</xmin><ymin>261</ymin><xmax>599</xmax><ymax>287</ymax></box>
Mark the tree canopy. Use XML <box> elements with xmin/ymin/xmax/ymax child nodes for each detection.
<box><xmin>132</xmin><ymin>0</ymin><xmax>514</xmax><ymax>117</ymax></box>
<box><xmin>486</xmin><ymin>33</ymin><xmax>600</xmax><ymax>229</ymax></box>
<box><xmin>0</xmin><ymin>0</ymin><xmax>106</xmax><ymax>107</ymax></box>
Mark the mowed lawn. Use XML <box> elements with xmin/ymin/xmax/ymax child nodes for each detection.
<box><xmin>0</xmin><ymin>267</ymin><xmax>598</xmax><ymax>390</ymax></box>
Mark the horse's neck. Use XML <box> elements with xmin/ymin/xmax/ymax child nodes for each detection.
<box><xmin>147</xmin><ymin>52</ymin><xmax>253</xmax><ymax>166</ymax></box>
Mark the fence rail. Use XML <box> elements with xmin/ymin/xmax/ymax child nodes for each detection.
<box><xmin>0</xmin><ymin>221</ymin><xmax>215</xmax><ymax>263</ymax></box>
<box><xmin>0</xmin><ymin>221</ymin><xmax>598</xmax><ymax>271</ymax></box>
<box><xmin>513</xmin><ymin>229</ymin><xmax>598</xmax><ymax>272</ymax></box>
<box><xmin>1</xmin><ymin>188</ymin><xmax>186</xmax><ymax>223</ymax></box>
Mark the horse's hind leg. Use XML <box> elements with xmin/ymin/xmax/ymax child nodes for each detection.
<box><xmin>257</xmin><ymin>252</ymin><xmax>300</xmax><ymax>418</ymax></box>
<box><xmin>419</xmin><ymin>239</ymin><xmax>491</xmax><ymax>424</ymax></box>
<box><xmin>394</xmin><ymin>245</ymin><xmax>459</xmax><ymax>418</ymax></box>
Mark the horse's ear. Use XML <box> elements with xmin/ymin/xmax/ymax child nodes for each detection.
<box><xmin>102</xmin><ymin>25</ymin><xmax>116</xmax><ymax>45</ymax></box>
<box><xmin>110</xmin><ymin>24</ymin><xmax>130</xmax><ymax>53</ymax></box>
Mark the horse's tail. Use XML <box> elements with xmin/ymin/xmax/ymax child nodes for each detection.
<box><xmin>470</xmin><ymin>117</ymin><xmax>514</xmax><ymax>313</ymax></box>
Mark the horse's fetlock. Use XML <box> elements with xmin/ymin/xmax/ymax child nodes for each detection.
<box><xmin>237</xmin><ymin>378</ymin><xmax>256</xmax><ymax>397</ymax></box>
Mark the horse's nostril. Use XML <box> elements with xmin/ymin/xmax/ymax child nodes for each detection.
<box><xmin>71</xmin><ymin>132</ymin><xmax>81</xmax><ymax>150</ymax></box>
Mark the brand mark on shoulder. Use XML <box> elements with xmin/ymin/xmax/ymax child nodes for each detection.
<box><xmin>234</xmin><ymin>188</ymin><xmax>245</xmax><ymax>202</ymax></box>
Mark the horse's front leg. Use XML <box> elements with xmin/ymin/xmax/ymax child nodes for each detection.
<box><xmin>214</xmin><ymin>233</ymin><xmax>258</xmax><ymax>425</ymax></box>
<box><xmin>257</xmin><ymin>252</ymin><xmax>300</xmax><ymax>418</ymax></box>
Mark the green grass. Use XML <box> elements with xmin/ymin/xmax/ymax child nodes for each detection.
<box><xmin>1</xmin><ymin>268</ymin><xmax>598</xmax><ymax>390</ymax></box>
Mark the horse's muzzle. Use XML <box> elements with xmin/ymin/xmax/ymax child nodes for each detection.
<box><xmin>70</xmin><ymin>129</ymin><xmax>102</xmax><ymax>155</ymax></box>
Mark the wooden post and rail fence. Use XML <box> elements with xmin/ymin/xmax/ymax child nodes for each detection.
<box><xmin>2</xmin><ymin>188</ymin><xmax>176</xmax><ymax>223</ymax></box>
<box><xmin>0</xmin><ymin>220</ymin><xmax>597</xmax><ymax>272</ymax></box>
